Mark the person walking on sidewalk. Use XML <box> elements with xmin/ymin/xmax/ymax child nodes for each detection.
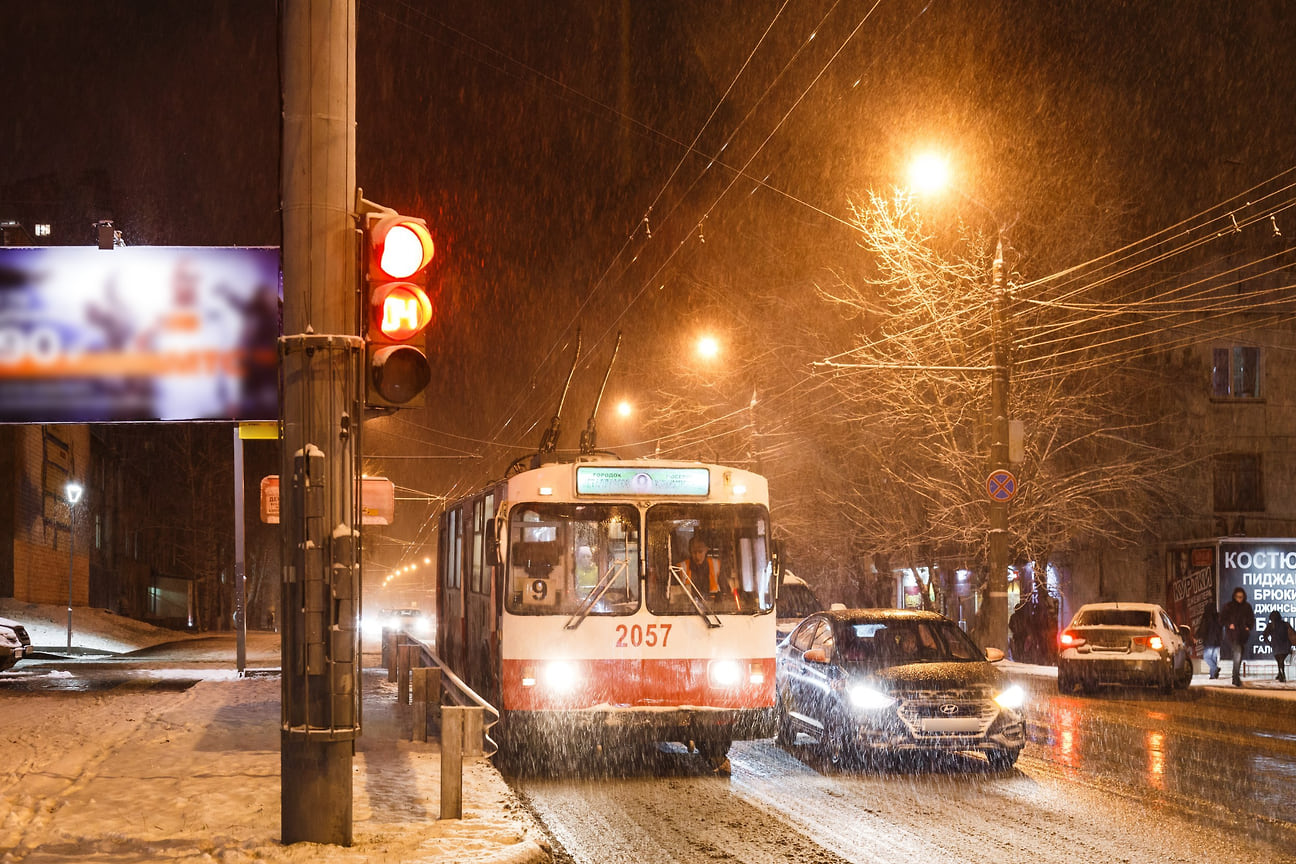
<box><xmin>1197</xmin><ymin>603</ymin><xmax>1223</xmax><ymax>680</ymax></box>
<box><xmin>1221</xmin><ymin>588</ymin><xmax>1256</xmax><ymax>687</ymax></box>
<box><xmin>1262</xmin><ymin>609</ymin><xmax>1293</xmax><ymax>683</ymax></box>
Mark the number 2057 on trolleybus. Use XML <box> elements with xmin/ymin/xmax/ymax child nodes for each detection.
<box><xmin>436</xmin><ymin>458</ymin><xmax>781</xmax><ymax>769</ymax></box>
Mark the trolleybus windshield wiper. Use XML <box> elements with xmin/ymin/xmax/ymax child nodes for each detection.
<box><xmin>668</xmin><ymin>564</ymin><xmax>723</xmax><ymax>628</ymax></box>
<box><xmin>564</xmin><ymin>559</ymin><xmax>632</xmax><ymax>630</ymax></box>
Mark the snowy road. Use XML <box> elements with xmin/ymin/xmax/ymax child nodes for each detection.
<box><xmin>509</xmin><ymin>687</ymin><xmax>1296</xmax><ymax>864</ymax></box>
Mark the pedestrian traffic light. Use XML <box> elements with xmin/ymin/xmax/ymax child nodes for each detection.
<box><xmin>363</xmin><ymin>211</ymin><xmax>435</xmax><ymax>408</ymax></box>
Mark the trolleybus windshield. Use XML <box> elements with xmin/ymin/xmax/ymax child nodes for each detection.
<box><xmin>646</xmin><ymin>503</ymin><xmax>774</xmax><ymax>617</ymax></box>
<box><xmin>506</xmin><ymin>503</ymin><xmax>640</xmax><ymax>615</ymax></box>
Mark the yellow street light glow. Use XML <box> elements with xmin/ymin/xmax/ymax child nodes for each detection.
<box><xmin>697</xmin><ymin>335</ymin><xmax>719</xmax><ymax>359</ymax></box>
<box><xmin>908</xmin><ymin>152</ymin><xmax>951</xmax><ymax>196</ymax></box>
<box><xmin>616</xmin><ymin>400</ymin><xmax>632</xmax><ymax>418</ymax></box>
<box><xmin>424</xmin><ymin>557</ymin><xmax>431</xmax><ymax>565</ymax></box>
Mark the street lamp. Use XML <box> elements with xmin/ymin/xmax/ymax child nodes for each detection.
<box><xmin>64</xmin><ymin>480</ymin><xmax>84</xmax><ymax>650</ymax></box>
<box><xmin>908</xmin><ymin>154</ymin><xmax>1014</xmax><ymax>654</ymax></box>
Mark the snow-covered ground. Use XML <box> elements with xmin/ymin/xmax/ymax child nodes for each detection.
<box><xmin>0</xmin><ymin>606</ymin><xmax>550</xmax><ymax>864</ymax></box>
<box><xmin>0</xmin><ymin>600</ymin><xmax>206</xmax><ymax>654</ymax></box>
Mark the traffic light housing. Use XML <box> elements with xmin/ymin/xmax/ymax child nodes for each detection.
<box><xmin>363</xmin><ymin>212</ymin><xmax>435</xmax><ymax>408</ymax></box>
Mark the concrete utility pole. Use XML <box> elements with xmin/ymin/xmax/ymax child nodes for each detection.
<box><xmin>985</xmin><ymin>239</ymin><xmax>1011</xmax><ymax>654</ymax></box>
<box><xmin>279</xmin><ymin>0</ymin><xmax>362</xmax><ymax>846</ymax></box>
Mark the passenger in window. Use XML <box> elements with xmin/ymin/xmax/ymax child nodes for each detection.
<box><xmin>574</xmin><ymin>545</ymin><xmax>599</xmax><ymax>595</ymax></box>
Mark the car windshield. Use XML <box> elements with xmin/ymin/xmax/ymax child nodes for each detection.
<box><xmin>836</xmin><ymin>619</ymin><xmax>983</xmax><ymax>665</ymax></box>
<box><xmin>1074</xmin><ymin>608</ymin><xmax>1154</xmax><ymax>628</ymax></box>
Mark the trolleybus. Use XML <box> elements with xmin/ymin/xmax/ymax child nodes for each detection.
<box><xmin>436</xmin><ymin>457</ymin><xmax>780</xmax><ymax>768</ymax></box>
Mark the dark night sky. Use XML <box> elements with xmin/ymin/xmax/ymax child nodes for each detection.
<box><xmin>4</xmin><ymin>0</ymin><xmax>1295</xmax><ymax>564</ymax></box>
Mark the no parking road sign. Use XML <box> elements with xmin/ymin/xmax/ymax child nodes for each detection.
<box><xmin>986</xmin><ymin>469</ymin><xmax>1018</xmax><ymax>502</ymax></box>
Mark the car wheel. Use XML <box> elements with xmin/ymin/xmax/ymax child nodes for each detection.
<box><xmin>987</xmin><ymin>749</ymin><xmax>1020</xmax><ymax>771</ymax></box>
<box><xmin>1057</xmin><ymin>665</ymin><xmax>1074</xmax><ymax>694</ymax></box>
<box><xmin>818</xmin><ymin>716</ymin><xmax>858</xmax><ymax>768</ymax></box>
<box><xmin>775</xmin><ymin>687</ymin><xmax>797</xmax><ymax>747</ymax></box>
<box><xmin>1175</xmin><ymin>654</ymin><xmax>1193</xmax><ymax>689</ymax></box>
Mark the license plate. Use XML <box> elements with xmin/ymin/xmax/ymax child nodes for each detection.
<box><xmin>921</xmin><ymin>718</ymin><xmax>982</xmax><ymax>733</ymax></box>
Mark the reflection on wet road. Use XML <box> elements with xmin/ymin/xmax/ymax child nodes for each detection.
<box><xmin>1024</xmin><ymin>682</ymin><xmax>1296</xmax><ymax>841</ymax></box>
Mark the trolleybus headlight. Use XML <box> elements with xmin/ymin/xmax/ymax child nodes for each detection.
<box><xmin>708</xmin><ymin>659</ymin><xmax>744</xmax><ymax>688</ymax></box>
<box><xmin>993</xmin><ymin>684</ymin><xmax>1026</xmax><ymax>710</ymax></box>
<box><xmin>848</xmin><ymin>684</ymin><xmax>896</xmax><ymax>710</ymax></box>
<box><xmin>542</xmin><ymin>660</ymin><xmax>581</xmax><ymax>692</ymax></box>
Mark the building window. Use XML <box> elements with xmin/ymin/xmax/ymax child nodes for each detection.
<box><xmin>1212</xmin><ymin>347</ymin><xmax>1260</xmax><ymax>398</ymax></box>
<box><xmin>34</xmin><ymin>223</ymin><xmax>51</xmax><ymax>237</ymax></box>
<box><xmin>1213</xmin><ymin>452</ymin><xmax>1263</xmax><ymax>512</ymax></box>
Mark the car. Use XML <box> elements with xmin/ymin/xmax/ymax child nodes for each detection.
<box><xmin>1057</xmin><ymin>602</ymin><xmax>1193</xmax><ymax>694</ymax></box>
<box><xmin>777</xmin><ymin>571</ymin><xmax>825</xmax><ymax>642</ymax></box>
<box><xmin>775</xmin><ymin>608</ymin><xmax>1026</xmax><ymax>770</ymax></box>
<box><xmin>367</xmin><ymin>608</ymin><xmax>432</xmax><ymax>638</ymax></box>
<box><xmin>0</xmin><ymin>616</ymin><xmax>33</xmax><ymax>672</ymax></box>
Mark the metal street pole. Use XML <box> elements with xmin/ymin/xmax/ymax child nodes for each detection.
<box><xmin>280</xmin><ymin>0</ymin><xmax>362</xmax><ymax>846</ymax></box>
<box><xmin>65</xmin><ymin>481</ymin><xmax>83</xmax><ymax>650</ymax></box>
<box><xmin>66</xmin><ymin>509</ymin><xmax>74</xmax><ymax>650</ymax></box>
<box><xmin>986</xmin><ymin>238</ymin><xmax>1010</xmax><ymax>654</ymax></box>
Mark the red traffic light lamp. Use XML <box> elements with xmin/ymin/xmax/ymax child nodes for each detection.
<box><xmin>360</xmin><ymin>204</ymin><xmax>436</xmax><ymax>408</ymax></box>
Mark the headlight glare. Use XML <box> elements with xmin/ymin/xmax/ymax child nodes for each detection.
<box><xmin>708</xmin><ymin>659</ymin><xmax>743</xmax><ymax>688</ymax></box>
<box><xmin>849</xmin><ymin>684</ymin><xmax>896</xmax><ymax>710</ymax></box>
<box><xmin>542</xmin><ymin>660</ymin><xmax>580</xmax><ymax>692</ymax></box>
<box><xmin>994</xmin><ymin>684</ymin><xmax>1026</xmax><ymax>710</ymax></box>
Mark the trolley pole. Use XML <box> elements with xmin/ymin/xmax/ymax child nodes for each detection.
<box><xmin>279</xmin><ymin>0</ymin><xmax>363</xmax><ymax>846</ymax></box>
<box><xmin>985</xmin><ymin>238</ymin><xmax>1011</xmax><ymax>655</ymax></box>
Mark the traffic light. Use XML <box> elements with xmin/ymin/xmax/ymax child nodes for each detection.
<box><xmin>363</xmin><ymin>211</ymin><xmax>435</xmax><ymax>408</ymax></box>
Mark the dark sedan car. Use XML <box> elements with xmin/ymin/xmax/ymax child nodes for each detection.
<box><xmin>776</xmin><ymin>609</ymin><xmax>1026</xmax><ymax>770</ymax></box>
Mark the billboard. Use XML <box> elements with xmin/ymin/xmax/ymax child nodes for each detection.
<box><xmin>1168</xmin><ymin>539</ymin><xmax>1296</xmax><ymax>661</ymax></box>
<box><xmin>0</xmin><ymin>246</ymin><xmax>280</xmax><ymax>422</ymax></box>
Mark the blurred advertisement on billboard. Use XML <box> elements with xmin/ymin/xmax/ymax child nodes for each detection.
<box><xmin>0</xmin><ymin>246</ymin><xmax>280</xmax><ymax>422</ymax></box>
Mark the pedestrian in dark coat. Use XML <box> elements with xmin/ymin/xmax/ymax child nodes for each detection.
<box><xmin>1220</xmin><ymin>588</ymin><xmax>1256</xmax><ymax>687</ymax></box>
<box><xmin>1262</xmin><ymin>609</ymin><xmax>1292</xmax><ymax>683</ymax></box>
<box><xmin>1196</xmin><ymin>604</ymin><xmax>1223</xmax><ymax>679</ymax></box>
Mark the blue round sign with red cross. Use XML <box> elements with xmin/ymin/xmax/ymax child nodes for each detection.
<box><xmin>986</xmin><ymin>469</ymin><xmax>1018</xmax><ymax>502</ymax></box>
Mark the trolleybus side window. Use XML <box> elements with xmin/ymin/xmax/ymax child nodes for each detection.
<box><xmin>645</xmin><ymin>503</ymin><xmax>774</xmax><ymax>616</ymax></box>
<box><xmin>505</xmin><ymin>504</ymin><xmax>640</xmax><ymax>615</ymax></box>
<box><xmin>444</xmin><ymin>507</ymin><xmax>463</xmax><ymax>590</ymax></box>
<box><xmin>470</xmin><ymin>498</ymin><xmax>487</xmax><ymax>594</ymax></box>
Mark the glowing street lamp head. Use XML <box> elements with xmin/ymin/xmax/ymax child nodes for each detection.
<box><xmin>616</xmin><ymin>400</ymin><xmax>632</xmax><ymax>418</ymax></box>
<box><xmin>697</xmin><ymin>335</ymin><xmax>720</xmax><ymax>359</ymax></box>
<box><xmin>65</xmin><ymin>481</ymin><xmax>84</xmax><ymax>506</ymax></box>
<box><xmin>908</xmin><ymin>152</ymin><xmax>951</xmax><ymax>196</ymax></box>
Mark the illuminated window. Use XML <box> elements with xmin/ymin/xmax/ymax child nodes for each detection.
<box><xmin>34</xmin><ymin>223</ymin><xmax>51</xmax><ymax>237</ymax></box>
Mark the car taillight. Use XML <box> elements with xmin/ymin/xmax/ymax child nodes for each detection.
<box><xmin>1059</xmin><ymin>630</ymin><xmax>1086</xmax><ymax>648</ymax></box>
<box><xmin>1131</xmin><ymin>635</ymin><xmax>1165</xmax><ymax>651</ymax></box>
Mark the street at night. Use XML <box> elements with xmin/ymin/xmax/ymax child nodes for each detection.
<box><xmin>6</xmin><ymin>1</ymin><xmax>1296</xmax><ymax>861</ymax></box>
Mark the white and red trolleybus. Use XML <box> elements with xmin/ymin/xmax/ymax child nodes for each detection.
<box><xmin>436</xmin><ymin>457</ymin><xmax>780</xmax><ymax>767</ymax></box>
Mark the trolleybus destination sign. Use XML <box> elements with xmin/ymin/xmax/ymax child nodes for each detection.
<box><xmin>575</xmin><ymin>466</ymin><xmax>711</xmax><ymax>497</ymax></box>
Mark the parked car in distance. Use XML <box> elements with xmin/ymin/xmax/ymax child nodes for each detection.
<box><xmin>0</xmin><ymin>616</ymin><xmax>33</xmax><ymax>672</ymax></box>
<box><xmin>776</xmin><ymin>608</ymin><xmax>1025</xmax><ymax>770</ymax></box>
<box><xmin>1057</xmin><ymin>602</ymin><xmax>1193</xmax><ymax>694</ymax></box>
<box><xmin>777</xmin><ymin>571</ymin><xmax>825</xmax><ymax>642</ymax></box>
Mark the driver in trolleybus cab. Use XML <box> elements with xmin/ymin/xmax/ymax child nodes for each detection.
<box><xmin>676</xmin><ymin>535</ymin><xmax>734</xmax><ymax>602</ymax></box>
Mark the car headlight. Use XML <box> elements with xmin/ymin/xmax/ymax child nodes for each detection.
<box><xmin>848</xmin><ymin>684</ymin><xmax>896</xmax><ymax>710</ymax></box>
<box><xmin>708</xmin><ymin>659</ymin><xmax>743</xmax><ymax>688</ymax></box>
<box><xmin>541</xmin><ymin>660</ymin><xmax>581</xmax><ymax>692</ymax></box>
<box><xmin>413</xmin><ymin>617</ymin><xmax>431</xmax><ymax>634</ymax></box>
<box><xmin>994</xmin><ymin>684</ymin><xmax>1026</xmax><ymax>710</ymax></box>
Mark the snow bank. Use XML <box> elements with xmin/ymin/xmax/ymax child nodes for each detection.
<box><xmin>0</xmin><ymin>600</ymin><xmax>203</xmax><ymax>653</ymax></box>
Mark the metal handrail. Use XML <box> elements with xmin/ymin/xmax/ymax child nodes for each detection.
<box><xmin>406</xmin><ymin>636</ymin><xmax>501</xmax><ymax>758</ymax></box>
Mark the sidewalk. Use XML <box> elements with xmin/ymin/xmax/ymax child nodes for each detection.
<box><xmin>1002</xmin><ymin>658</ymin><xmax>1296</xmax><ymax>710</ymax></box>
<box><xmin>1</xmin><ymin>657</ymin><xmax>550</xmax><ymax>864</ymax></box>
